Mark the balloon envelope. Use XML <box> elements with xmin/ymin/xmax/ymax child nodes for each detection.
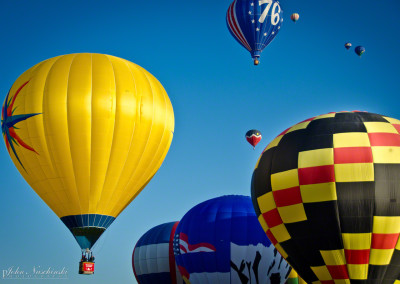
<box><xmin>251</xmin><ymin>111</ymin><xmax>400</xmax><ymax>282</ymax></box>
<box><xmin>344</xmin><ymin>42</ymin><xmax>352</xmax><ymax>50</ymax></box>
<box><xmin>133</xmin><ymin>222</ymin><xmax>183</xmax><ymax>284</ymax></box>
<box><xmin>286</xmin><ymin>269</ymin><xmax>306</xmax><ymax>284</ymax></box>
<box><xmin>290</xmin><ymin>13</ymin><xmax>299</xmax><ymax>22</ymax></box>
<box><xmin>355</xmin><ymin>46</ymin><xmax>365</xmax><ymax>56</ymax></box>
<box><xmin>226</xmin><ymin>0</ymin><xmax>283</xmax><ymax>64</ymax></box>
<box><xmin>246</xmin><ymin>129</ymin><xmax>262</xmax><ymax>148</ymax></box>
<box><xmin>1</xmin><ymin>53</ymin><xmax>175</xmax><ymax>250</ymax></box>
<box><xmin>174</xmin><ymin>195</ymin><xmax>292</xmax><ymax>283</ymax></box>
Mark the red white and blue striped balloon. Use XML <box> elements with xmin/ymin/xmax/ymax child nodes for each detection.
<box><xmin>132</xmin><ymin>222</ymin><xmax>183</xmax><ymax>284</ymax></box>
<box><xmin>226</xmin><ymin>0</ymin><xmax>283</xmax><ymax>65</ymax></box>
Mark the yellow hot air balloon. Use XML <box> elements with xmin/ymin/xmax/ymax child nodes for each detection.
<box><xmin>1</xmin><ymin>53</ymin><xmax>174</xmax><ymax>271</ymax></box>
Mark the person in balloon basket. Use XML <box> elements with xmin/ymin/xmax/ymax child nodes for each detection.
<box><xmin>81</xmin><ymin>254</ymin><xmax>87</xmax><ymax>262</ymax></box>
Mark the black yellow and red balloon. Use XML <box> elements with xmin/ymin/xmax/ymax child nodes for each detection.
<box><xmin>252</xmin><ymin>111</ymin><xmax>400</xmax><ymax>282</ymax></box>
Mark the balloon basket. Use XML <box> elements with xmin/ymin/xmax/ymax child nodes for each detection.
<box><xmin>79</xmin><ymin>261</ymin><xmax>95</xmax><ymax>275</ymax></box>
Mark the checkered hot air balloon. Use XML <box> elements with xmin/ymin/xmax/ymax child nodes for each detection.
<box><xmin>251</xmin><ymin>111</ymin><xmax>400</xmax><ymax>283</ymax></box>
<box><xmin>132</xmin><ymin>222</ymin><xmax>183</xmax><ymax>284</ymax></box>
<box><xmin>226</xmin><ymin>0</ymin><xmax>283</xmax><ymax>65</ymax></box>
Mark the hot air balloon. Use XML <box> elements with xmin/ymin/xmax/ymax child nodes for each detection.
<box><xmin>344</xmin><ymin>42</ymin><xmax>352</xmax><ymax>50</ymax></box>
<box><xmin>226</xmin><ymin>0</ymin><xmax>283</xmax><ymax>65</ymax></box>
<box><xmin>251</xmin><ymin>111</ymin><xmax>400</xmax><ymax>282</ymax></box>
<box><xmin>174</xmin><ymin>195</ymin><xmax>292</xmax><ymax>283</ymax></box>
<box><xmin>355</xmin><ymin>46</ymin><xmax>365</xmax><ymax>57</ymax></box>
<box><xmin>246</xmin><ymin>129</ymin><xmax>262</xmax><ymax>149</ymax></box>
<box><xmin>290</xmin><ymin>13</ymin><xmax>299</xmax><ymax>22</ymax></box>
<box><xmin>133</xmin><ymin>222</ymin><xmax>183</xmax><ymax>284</ymax></box>
<box><xmin>286</xmin><ymin>269</ymin><xmax>306</xmax><ymax>284</ymax></box>
<box><xmin>1</xmin><ymin>53</ymin><xmax>174</xmax><ymax>274</ymax></box>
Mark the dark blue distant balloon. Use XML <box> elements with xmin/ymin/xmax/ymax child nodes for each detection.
<box><xmin>227</xmin><ymin>0</ymin><xmax>283</xmax><ymax>65</ymax></box>
<box><xmin>355</xmin><ymin>46</ymin><xmax>365</xmax><ymax>57</ymax></box>
<box><xmin>173</xmin><ymin>195</ymin><xmax>291</xmax><ymax>283</ymax></box>
<box><xmin>133</xmin><ymin>222</ymin><xmax>183</xmax><ymax>284</ymax></box>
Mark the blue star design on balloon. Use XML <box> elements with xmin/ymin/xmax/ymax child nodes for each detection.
<box><xmin>1</xmin><ymin>81</ymin><xmax>41</xmax><ymax>169</ymax></box>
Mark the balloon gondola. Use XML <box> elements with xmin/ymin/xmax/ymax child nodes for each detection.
<box><xmin>1</xmin><ymin>53</ymin><xmax>175</xmax><ymax>274</ymax></box>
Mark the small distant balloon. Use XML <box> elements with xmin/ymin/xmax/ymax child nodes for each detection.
<box><xmin>290</xmin><ymin>13</ymin><xmax>299</xmax><ymax>22</ymax></box>
<box><xmin>226</xmin><ymin>0</ymin><xmax>283</xmax><ymax>65</ymax></box>
<box><xmin>344</xmin><ymin>42</ymin><xmax>352</xmax><ymax>50</ymax></box>
<box><xmin>355</xmin><ymin>46</ymin><xmax>365</xmax><ymax>57</ymax></box>
<box><xmin>245</xmin><ymin>129</ymin><xmax>262</xmax><ymax>149</ymax></box>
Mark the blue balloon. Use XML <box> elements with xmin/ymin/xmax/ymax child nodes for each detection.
<box><xmin>173</xmin><ymin>195</ymin><xmax>292</xmax><ymax>283</ymax></box>
<box><xmin>133</xmin><ymin>222</ymin><xmax>184</xmax><ymax>284</ymax></box>
<box><xmin>355</xmin><ymin>46</ymin><xmax>365</xmax><ymax>57</ymax></box>
<box><xmin>226</xmin><ymin>0</ymin><xmax>283</xmax><ymax>65</ymax></box>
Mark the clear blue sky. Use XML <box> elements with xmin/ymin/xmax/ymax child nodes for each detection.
<box><xmin>0</xmin><ymin>0</ymin><xmax>399</xmax><ymax>283</ymax></box>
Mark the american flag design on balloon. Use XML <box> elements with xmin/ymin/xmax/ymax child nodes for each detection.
<box><xmin>173</xmin><ymin>195</ymin><xmax>292</xmax><ymax>284</ymax></box>
<box><xmin>133</xmin><ymin>222</ymin><xmax>184</xmax><ymax>284</ymax></box>
<box><xmin>226</xmin><ymin>0</ymin><xmax>283</xmax><ymax>65</ymax></box>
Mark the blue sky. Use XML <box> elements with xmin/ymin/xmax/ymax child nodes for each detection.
<box><xmin>0</xmin><ymin>0</ymin><xmax>399</xmax><ymax>283</ymax></box>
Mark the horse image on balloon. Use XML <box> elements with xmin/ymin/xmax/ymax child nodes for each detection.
<box><xmin>173</xmin><ymin>195</ymin><xmax>292</xmax><ymax>284</ymax></box>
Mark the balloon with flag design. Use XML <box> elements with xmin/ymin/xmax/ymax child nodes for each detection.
<box><xmin>133</xmin><ymin>222</ymin><xmax>184</xmax><ymax>284</ymax></box>
<box><xmin>1</xmin><ymin>53</ymin><xmax>174</xmax><ymax>272</ymax></box>
<box><xmin>173</xmin><ymin>195</ymin><xmax>292</xmax><ymax>283</ymax></box>
<box><xmin>226</xmin><ymin>0</ymin><xmax>283</xmax><ymax>65</ymax></box>
<box><xmin>246</xmin><ymin>129</ymin><xmax>262</xmax><ymax>149</ymax></box>
<box><xmin>251</xmin><ymin>111</ymin><xmax>400</xmax><ymax>282</ymax></box>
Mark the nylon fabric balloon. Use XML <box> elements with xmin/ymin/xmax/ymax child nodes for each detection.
<box><xmin>246</xmin><ymin>129</ymin><xmax>262</xmax><ymax>149</ymax></box>
<box><xmin>344</xmin><ymin>42</ymin><xmax>352</xmax><ymax>50</ymax></box>
<box><xmin>133</xmin><ymin>222</ymin><xmax>183</xmax><ymax>284</ymax></box>
<box><xmin>173</xmin><ymin>195</ymin><xmax>292</xmax><ymax>283</ymax></box>
<box><xmin>1</xmin><ymin>53</ymin><xmax>174</xmax><ymax>252</ymax></box>
<box><xmin>226</xmin><ymin>0</ymin><xmax>283</xmax><ymax>65</ymax></box>
<box><xmin>286</xmin><ymin>269</ymin><xmax>306</xmax><ymax>284</ymax></box>
<box><xmin>251</xmin><ymin>111</ymin><xmax>400</xmax><ymax>282</ymax></box>
<box><xmin>290</xmin><ymin>13</ymin><xmax>299</xmax><ymax>22</ymax></box>
<box><xmin>355</xmin><ymin>46</ymin><xmax>365</xmax><ymax>57</ymax></box>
